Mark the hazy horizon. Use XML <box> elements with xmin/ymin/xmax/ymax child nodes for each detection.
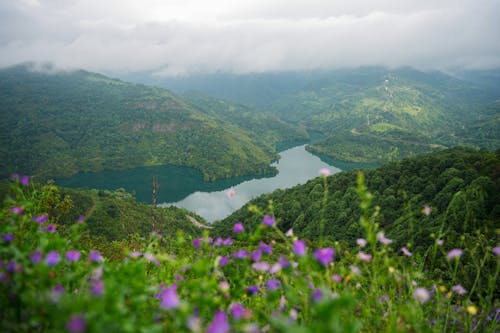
<box><xmin>1</xmin><ymin>0</ymin><xmax>499</xmax><ymax>77</ymax></box>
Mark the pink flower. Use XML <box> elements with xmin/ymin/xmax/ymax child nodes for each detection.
<box><xmin>314</xmin><ymin>248</ymin><xmax>335</xmax><ymax>266</ymax></box>
<box><xmin>357</xmin><ymin>251</ymin><xmax>372</xmax><ymax>262</ymax></box>
<box><xmin>156</xmin><ymin>284</ymin><xmax>179</xmax><ymax>309</ymax></box>
<box><xmin>66</xmin><ymin>250</ymin><xmax>81</xmax><ymax>262</ymax></box>
<box><xmin>233</xmin><ymin>223</ymin><xmax>244</xmax><ymax>234</ymax></box>
<box><xmin>413</xmin><ymin>288</ymin><xmax>430</xmax><ymax>303</ymax></box>
<box><xmin>452</xmin><ymin>285</ymin><xmax>467</xmax><ymax>295</ymax></box>
<box><xmin>492</xmin><ymin>246</ymin><xmax>500</xmax><ymax>256</ymax></box>
<box><xmin>262</xmin><ymin>215</ymin><xmax>276</xmax><ymax>227</ymax></box>
<box><xmin>356</xmin><ymin>238</ymin><xmax>367</xmax><ymax>247</ymax></box>
<box><xmin>207</xmin><ymin>311</ymin><xmax>230</xmax><ymax>333</ymax></box>
<box><xmin>332</xmin><ymin>274</ymin><xmax>342</xmax><ymax>283</ymax></box>
<box><xmin>377</xmin><ymin>232</ymin><xmax>392</xmax><ymax>245</ymax></box>
<box><xmin>401</xmin><ymin>247</ymin><xmax>412</xmax><ymax>257</ymax></box>
<box><xmin>292</xmin><ymin>240</ymin><xmax>306</xmax><ymax>256</ymax></box>
<box><xmin>226</xmin><ymin>188</ymin><xmax>236</xmax><ymax>198</ymax></box>
<box><xmin>447</xmin><ymin>249</ymin><xmax>463</xmax><ymax>260</ymax></box>
<box><xmin>423</xmin><ymin>205</ymin><xmax>431</xmax><ymax>216</ymax></box>
<box><xmin>319</xmin><ymin>168</ymin><xmax>331</xmax><ymax>176</ymax></box>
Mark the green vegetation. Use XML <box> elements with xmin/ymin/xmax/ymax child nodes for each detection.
<box><xmin>1</xmin><ymin>169</ymin><xmax>498</xmax><ymax>332</ymax></box>
<box><xmin>0</xmin><ymin>65</ymin><xmax>304</xmax><ymax>182</ymax></box>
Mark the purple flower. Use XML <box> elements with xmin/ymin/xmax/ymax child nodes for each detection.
<box><xmin>452</xmin><ymin>285</ymin><xmax>467</xmax><ymax>295</ymax></box>
<box><xmin>66</xmin><ymin>315</ymin><xmax>86</xmax><ymax>333</ymax></box>
<box><xmin>11</xmin><ymin>173</ymin><xmax>19</xmax><ymax>181</ymax></box>
<box><xmin>2</xmin><ymin>234</ymin><xmax>14</xmax><ymax>243</ymax></box>
<box><xmin>33</xmin><ymin>214</ymin><xmax>48</xmax><ymax>224</ymax></box>
<box><xmin>492</xmin><ymin>246</ymin><xmax>500</xmax><ymax>256</ymax></box>
<box><xmin>379</xmin><ymin>295</ymin><xmax>389</xmax><ymax>302</ymax></box>
<box><xmin>20</xmin><ymin>175</ymin><xmax>29</xmax><ymax>186</ymax></box>
<box><xmin>356</xmin><ymin>238</ymin><xmax>367</xmax><ymax>247</ymax></box>
<box><xmin>377</xmin><ymin>232</ymin><xmax>392</xmax><ymax>245</ymax></box>
<box><xmin>251</xmin><ymin>250</ymin><xmax>262</xmax><ymax>262</ymax></box>
<box><xmin>193</xmin><ymin>238</ymin><xmax>202</xmax><ymax>249</ymax></box>
<box><xmin>262</xmin><ymin>215</ymin><xmax>276</xmax><ymax>227</ymax></box>
<box><xmin>266</xmin><ymin>278</ymin><xmax>281</xmax><ymax>291</ymax></box>
<box><xmin>436</xmin><ymin>239</ymin><xmax>444</xmax><ymax>246</ymax></box>
<box><xmin>46</xmin><ymin>251</ymin><xmax>60</xmax><ymax>266</ymax></box>
<box><xmin>314</xmin><ymin>248</ymin><xmax>335</xmax><ymax>266</ymax></box>
<box><xmin>259</xmin><ymin>242</ymin><xmax>272</xmax><ymax>254</ymax></box>
<box><xmin>332</xmin><ymin>274</ymin><xmax>342</xmax><ymax>283</ymax></box>
<box><xmin>413</xmin><ymin>288</ymin><xmax>430</xmax><ymax>303</ymax></box>
<box><xmin>77</xmin><ymin>216</ymin><xmax>85</xmax><ymax>223</ymax></box>
<box><xmin>50</xmin><ymin>284</ymin><xmax>65</xmax><ymax>302</ymax></box>
<box><xmin>278</xmin><ymin>256</ymin><xmax>290</xmax><ymax>268</ymax></box>
<box><xmin>401</xmin><ymin>247</ymin><xmax>413</xmax><ymax>257</ymax></box>
<box><xmin>357</xmin><ymin>251</ymin><xmax>372</xmax><ymax>262</ymax></box>
<box><xmin>292</xmin><ymin>240</ymin><xmax>306</xmax><ymax>256</ymax></box>
<box><xmin>222</xmin><ymin>237</ymin><xmax>232</xmax><ymax>246</ymax></box>
<box><xmin>423</xmin><ymin>205</ymin><xmax>432</xmax><ymax>216</ymax></box>
<box><xmin>157</xmin><ymin>284</ymin><xmax>179</xmax><ymax>309</ymax></box>
<box><xmin>246</xmin><ymin>285</ymin><xmax>259</xmax><ymax>295</ymax></box>
<box><xmin>447</xmin><ymin>249</ymin><xmax>463</xmax><ymax>260</ymax></box>
<box><xmin>230</xmin><ymin>303</ymin><xmax>246</xmax><ymax>320</ymax></box>
<box><xmin>232</xmin><ymin>250</ymin><xmax>248</xmax><ymax>259</ymax></box>
<box><xmin>151</xmin><ymin>230</ymin><xmax>163</xmax><ymax>238</ymax></box>
<box><xmin>285</xmin><ymin>229</ymin><xmax>294</xmax><ymax>237</ymax></box>
<box><xmin>44</xmin><ymin>224</ymin><xmax>56</xmax><ymax>233</ymax></box>
<box><xmin>7</xmin><ymin>260</ymin><xmax>17</xmax><ymax>272</ymax></box>
<box><xmin>350</xmin><ymin>265</ymin><xmax>361</xmax><ymax>276</ymax></box>
<box><xmin>10</xmin><ymin>206</ymin><xmax>23</xmax><ymax>215</ymax></box>
<box><xmin>219</xmin><ymin>256</ymin><xmax>229</xmax><ymax>267</ymax></box>
<box><xmin>233</xmin><ymin>223</ymin><xmax>244</xmax><ymax>234</ymax></box>
<box><xmin>251</xmin><ymin>262</ymin><xmax>270</xmax><ymax>272</ymax></box>
<box><xmin>144</xmin><ymin>253</ymin><xmax>160</xmax><ymax>266</ymax></box>
<box><xmin>319</xmin><ymin>168</ymin><xmax>331</xmax><ymax>176</ymax></box>
<box><xmin>312</xmin><ymin>289</ymin><xmax>323</xmax><ymax>302</ymax></box>
<box><xmin>207</xmin><ymin>311</ymin><xmax>230</xmax><ymax>333</ymax></box>
<box><xmin>130</xmin><ymin>251</ymin><xmax>142</xmax><ymax>258</ymax></box>
<box><xmin>90</xmin><ymin>279</ymin><xmax>104</xmax><ymax>296</ymax></box>
<box><xmin>270</xmin><ymin>263</ymin><xmax>282</xmax><ymax>274</ymax></box>
<box><xmin>30</xmin><ymin>249</ymin><xmax>42</xmax><ymax>264</ymax></box>
<box><xmin>66</xmin><ymin>250</ymin><xmax>81</xmax><ymax>262</ymax></box>
<box><xmin>88</xmin><ymin>250</ymin><xmax>103</xmax><ymax>263</ymax></box>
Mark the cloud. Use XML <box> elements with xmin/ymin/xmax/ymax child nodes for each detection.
<box><xmin>0</xmin><ymin>0</ymin><xmax>499</xmax><ymax>75</ymax></box>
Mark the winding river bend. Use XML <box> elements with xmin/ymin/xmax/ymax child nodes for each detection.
<box><xmin>56</xmin><ymin>144</ymin><xmax>373</xmax><ymax>222</ymax></box>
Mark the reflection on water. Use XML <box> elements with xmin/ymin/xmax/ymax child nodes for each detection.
<box><xmin>161</xmin><ymin>145</ymin><xmax>340</xmax><ymax>222</ymax></box>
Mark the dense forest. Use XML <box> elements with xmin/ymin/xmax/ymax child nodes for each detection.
<box><xmin>0</xmin><ymin>65</ymin><xmax>308</xmax><ymax>182</ymax></box>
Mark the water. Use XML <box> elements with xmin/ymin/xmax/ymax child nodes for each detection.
<box><xmin>160</xmin><ymin>145</ymin><xmax>340</xmax><ymax>221</ymax></box>
<box><xmin>56</xmin><ymin>144</ymin><xmax>369</xmax><ymax>222</ymax></box>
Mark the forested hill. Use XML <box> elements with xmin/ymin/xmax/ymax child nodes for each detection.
<box><xmin>0</xmin><ymin>65</ymin><xmax>305</xmax><ymax>181</ymax></box>
<box><xmin>213</xmin><ymin>147</ymin><xmax>499</xmax><ymax>252</ymax></box>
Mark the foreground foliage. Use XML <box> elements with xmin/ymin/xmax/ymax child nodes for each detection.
<box><xmin>1</xmin><ymin>175</ymin><xmax>498</xmax><ymax>332</ymax></box>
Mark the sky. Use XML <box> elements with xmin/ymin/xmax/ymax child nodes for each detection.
<box><xmin>0</xmin><ymin>0</ymin><xmax>499</xmax><ymax>76</ymax></box>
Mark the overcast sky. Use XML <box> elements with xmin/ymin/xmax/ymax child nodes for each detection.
<box><xmin>1</xmin><ymin>0</ymin><xmax>499</xmax><ymax>76</ymax></box>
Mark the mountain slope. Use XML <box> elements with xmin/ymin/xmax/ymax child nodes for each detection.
<box><xmin>0</xmin><ymin>65</ymin><xmax>285</xmax><ymax>181</ymax></box>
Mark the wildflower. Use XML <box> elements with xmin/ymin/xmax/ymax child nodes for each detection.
<box><xmin>227</xmin><ymin>188</ymin><xmax>236</xmax><ymax>198</ymax></box>
<box><xmin>314</xmin><ymin>248</ymin><xmax>335</xmax><ymax>266</ymax></box>
<box><xmin>230</xmin><ymin>303</ymin><xmax>247</xmax><ymax>320</ymax></box>
<box><xmin>280</xmin><ymin>295</ymin><xmax>287</xmax><ymax>311</ymax></box>
<box><xmin>216</xmin><ymin>256</ymin><xmax>228</xmax><ymax>268</ymax></box>
<box><xmin>10</xmin><ymin>206</ymin><xmax>23</xmax><ymax>215</ymax></box>
<box><xmin>266</xmin><ymin>278</ymin><xmax>281</xmax><ymax>291</ymax></box>
<box><xmin>413</xmin><ymin>288</ymin><xmax>430</xmax><ymax>303</ymax></box>
<box><xmin>251</xmin><ymin>262</ymin><xmax>270</xmax><ymax>272</ymax></box>
<box><xmin>332</xmin><ymin>274</ymin><xmax>342</xmax><ymax>283</ymax></box>
<box><xmin>151</xmin><ymin>230</ymin><xmax>163</xmax><ymax>238</ymax></box>
<box><xmin>358</xmin><ymin>251</ymin><xmax>372</xmax><ymax>262</ymax></box>
<box><xmin>77</xmin><ymin>216</ymin><xmax>85</xmax><ymax>223</ymax></box>
<box><xmin>447</xmin><ymin>249</ymin><xmax>463</xmax><ymax>260</ymax></box>
<box><xmin>144</xmin><ymin>253</ymin><xmax>160</xmax><ymax>266</ymax></box>
<box><xmin>292</xmin><ymin>240</ymin><xmax>306</xmax><ymax>256</ymax></box>
<box><xmin>379</xmin><ymin>295</ymin><xmax>388</xmax><ymax>302</ymax></box>
<box><xmin>2</xmin><ymin>234</ymin><xmax>14</xmax><ymax>243</ymax></box>
<box><xmin>350</xmin><ymin>265</ymin><xmax>361</xmax><ymax>276</ymax></box>
<box><xmin>356</xmin><ymin>238</ymin><xmax>367</xmax><ymax>247</ymax></box>
<box><xmin>290</xmin><ymin>309</ymin><xmax>298</xmax><ymax>321</ymax></box>
<box><xmin>467</xmin><ymin>305</ymin><xmax>478</xmax><ymax>315</ymax></box>
<box><xmin>129</xmin><ymin>251</ymin><xmax>142</xmax><ymax>258</ymax></box>
<box><xmin>7</xmin><ymin>260</ymin><xmax>17</xmax><ymax>272</ymax></box>
<box><xmin>20</xmin><ymin>175</ymin><xmax>29</xmax><ymax>186</ymax></box>
<box><xmin>233</xmin><ymin>223</ymin><xmax>244</xmax><ymax>234</ymax></box>
<box><xmin>33</xmin><ymin>214</ymin><xmax>48</xmax><ymax>223</ymax></box>
<box><xmin>452</xmin><ymin>285</ymin><xmax>467</xmax><ymax>295</ymax></box>
<box><xmin>187</xmin><ymin>314</ymin><xmax>201</xmax><ymax>332</ymax></box>
<box><xmin>219</xmin><ymin>281</ymin><xmax>230</xmax><ymax>293</ymax></box>
<box><xmin>319</xmin><ymin>168</ymin><xmax>331</xmax><ymax>176</ymax></box>
<box><xmin>492</xmin><ymin>246</ymin><xmax>500</xmax><ymax>256</ymax></box>
<box><xmin>207</xmin><ymin>311</ymin><xmax>230</xmax><ymax>333</ymax></box>
<box><xmin>259</xmin><ymin>242</ymin><xmax>272</xmax><ymax>254</ymax></box>
<box><xmin>193</xmin><ymin>238</ymin><xmax>202</xmax><ymax>249</ymax></box>
<box><xmin>423</xmin><ymin>205</ymin><xmax>431</xmax><ymax>216</ymax></box>
<box><xmin>11</xmin><ymin>173</ymin><xmax>19</xmax><ymax>181</ymax></box>
<box><xmin>50</xmin><ymin>284</ymin><xmax>65</xmax><ymax>302</ymax></box>
<box><xmin>263</xmin><ymin>215</ymin><xmax>276</xmax><ymax>227</ymax></box>
<box><xmin>88</xmin><ymin>250</ymin><xmax>103</xmax><ymax>263</ymax></box>
<box><xmin>66</xmin><ymin>315</ymin><xmax>86</xmax><ymax>333</ymax></box>
<box><xmin>30</xmin><ymin>249</ymin><xmax>42</xmax><ymax>264</ymax></box>
<box><xmin>401</xmin><ymin>247</ymin><xmax>412</xmax><ymax>257</ymax></box>
<box><xmin>222</xmin><ymin>237</ymin><xmax>232</xmax><ymax>246</ymax></box>
<box><xmin>157</xmin><ymin>284</ymin><xmax>179</xmax><ymax>309</ymax></box>
<box><xmin>285</xmin><ymin>229</ymin><xmax>294</xmax><ymax>237</ymax></box>
<box><xmin>312</xmin><ymin>289</ymin><xmax>323</xmax><ymax>302</ymax></box>
<box><xmin>246</xmin><ymin>286</ymin><xmax>259</xmax><ymax>295</ymax></box>
<box><xmin>377</xmin><ymin>232</ymin><xmax>392</xmax><ymax>245</ymax></box>
<box><xmin>270</xmin><ymin>263</ymin><xmax>282</xmax><ymax>274</ymax></box>
<box><xmin>278</xmin><ymin>257</ymin><xmax>290</xmax><ymax>268</ymax></box>
<box><xmin>44</xmin><ymin>224</ymin><xmax>56</xmax><ymax>233</ymax></box>
<box><xmin>66</xmin><ymin>250</ymin><xmax>81</xmax><ymax>262</ymax></box>
<box><xmin>251</xmin><ymin>250</ymin><xmax>262</xmax><ymax>262</ymax></box>
<box><xmin>90</xmin><ymin>279</ymin><xmax>104</xmax><ymax>296</ymax></box>
<box><xmin>46</xmin><ymin>251</ymin><xmax>60</xmax><ymax>266</ymax></box>
<box><xmin>233</xmin><ymin>250</ymin><xmax>248</xmax><ymax>259</ymax></box>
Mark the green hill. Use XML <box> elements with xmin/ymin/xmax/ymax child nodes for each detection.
<box><xmin>0</xmin><ymin>65</ymin><xmax>307</xmax><ymax>181</ymax></box>
<box><xmin>213</xmin><ymin>147</ymin><xmax>499</xmax><ymax>253</ymax></box>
